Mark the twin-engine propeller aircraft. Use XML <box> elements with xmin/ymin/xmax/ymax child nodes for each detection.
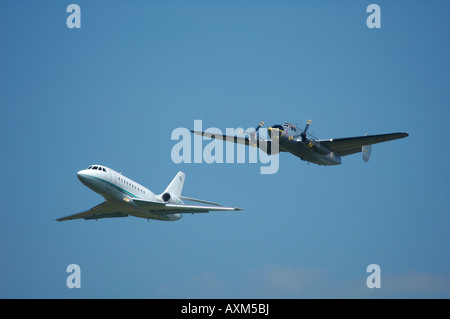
<box><xmin>191</xmin><ymin>120</ymin><xmax>408</xmax><ymax>166</ymax></box>
<box><xmin>56</xmin><ymin>165</ymin><xmax>241</xmax><ymax>222</ymax></box>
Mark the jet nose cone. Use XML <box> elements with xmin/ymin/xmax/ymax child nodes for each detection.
<box><xmin>77</xmin><ymin>169</ymin><xmax>88</xmax><ymax>183</ymax></box>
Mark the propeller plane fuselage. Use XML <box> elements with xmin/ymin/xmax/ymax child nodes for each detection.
<box><xmin>267</xmin><ymin>122</ymin><xmax>342</xmax><ymax>165</ymax></box>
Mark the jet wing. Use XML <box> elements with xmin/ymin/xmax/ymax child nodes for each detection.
<box><xmin>132</xmin><ymin>198</ymin><xmax>242</xmax><ymax>214</ymax></box>
<box><xmin>56</xmin><ymin>201</ymin><xmax>128</xmax><ymax>221</ymax></box>
<box><xmin>317</xmin><ymin>132</ymin><xmax>408</xmax><ymax>156</ymax></box>
<box><xmin>191</xmin><ymin>130</ymin><xmax>250</xmax><ymax>146</ymax></box>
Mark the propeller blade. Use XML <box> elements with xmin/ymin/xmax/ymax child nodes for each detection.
<box><xmin>301</xmin><ymin>119</ymin><xmax>312</xmax><ymax>143</ymax></box>
<box><xmin>251</xmin><ymin>121</ymin><xmax>265</xmax><ymax>145</ymax></box>
<box><xmin>238</xmin><ymin>121</ymin><xmax>264</xmax><ymax>137</ymax></box>
<box><xmin>304</xmin><ymin>119</ymin><xmax>311</xmax><ymax>133</ymax></box>
<box><xmin>255</xmin><ymin>121</ymin><xmax>265</xmax><ymax>132</ymax></box>
<box><xmin>243</xmin><ymin>121</ymin><xmax>265</xmax><ymax>145</ymax></box>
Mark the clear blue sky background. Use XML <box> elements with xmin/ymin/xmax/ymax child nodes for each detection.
<box><xmin>1</xmin><ymin>1</ymin><xmax>449</xmax><ymax>298</ymax></box>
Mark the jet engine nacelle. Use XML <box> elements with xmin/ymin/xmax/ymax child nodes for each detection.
<box><xmin>158</xmin><ymin>192</ymin><xmax>184</xmax><ymax>204</ymax></box>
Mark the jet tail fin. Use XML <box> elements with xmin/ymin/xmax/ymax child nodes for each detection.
<box><xmin>163</xmin><ymin>172</ymin><xmax>185</xmax><ymax>196</ymax></box>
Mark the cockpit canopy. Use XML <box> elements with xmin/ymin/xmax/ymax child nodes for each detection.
<box><xmin>281</xmin><ymin>123</ymin><xmax>297</xmax><ymax>131</ymax></box>
<box><xmin>87</xmin><ymin>165</ymin><xmax>107</xmax><ymax>172</ymax></box>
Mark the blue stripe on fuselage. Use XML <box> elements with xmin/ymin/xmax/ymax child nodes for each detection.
<box><xmin>81</xmin><ymin>174</ymin><xmax>141</xmax><ymax>199</ymax></box>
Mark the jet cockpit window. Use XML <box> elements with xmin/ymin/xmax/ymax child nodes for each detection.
<box><xmin>87</xmin><ymin>165</ymin><xmax>106</xmax><ymax>172</ymax></box>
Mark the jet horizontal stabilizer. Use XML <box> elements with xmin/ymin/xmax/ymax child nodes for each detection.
<box><xmin>179</xmin><ymin>195</ymin><xmax>221</xmax><ymax>206</ymax></box>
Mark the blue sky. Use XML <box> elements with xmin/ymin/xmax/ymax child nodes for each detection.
<box><xmin>0</xmin><ymin>0</ymin><xmax>449</xmax><ymax>298</ymax></box>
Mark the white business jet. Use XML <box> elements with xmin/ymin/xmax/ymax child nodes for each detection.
<box><xmin>56</xmin><ymin>165</ymin><xmax>242</xmax><ymax>222</ymax></box>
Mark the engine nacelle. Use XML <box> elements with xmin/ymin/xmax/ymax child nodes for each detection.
<box><xmin>362</xmin><ymin>134</ymin><xmax>372</xmax><ymax>162</ymax></box>
<box><xmin>158</xmin><ymin>192</ymin><xmax>183</xmax><ymax>204</ymax></box>
<box><xmin>362</xmin><ymin>144</ymin><xmax>372</xmax><ymax>162</ymax></box>
<box><xmin>307</xmin><ymin>139</ymin><xmax>331</xmax><ymax>155</ymax></box>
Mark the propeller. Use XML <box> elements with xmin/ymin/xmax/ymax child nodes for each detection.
<box><xmin>239</xmin><ymin>121</ymin><xmax>265</xmax><ymax>145</ymax></box>
<box><xmin>268</xmin><ymin>125</ymin><xmax>284</xmax><ymax>139</ymax></box>
<box><xmin>249</xmin><ymin>121</ymin><xmax>265</xmax><ymax>145</ymax></box>
<box><xmin>301</xmin><ymin>119</ymin><xmax>312</xmax><ymax>143</ymax></box>
<box><xmin>255</xmin><ymin>121</ymin><xmax>264</xmax><ymax>133</ymax></box>
<box><xmin>299</xmin><ymin>119</ymin><xmax>329</xmax><ymax>154</ymax></box>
